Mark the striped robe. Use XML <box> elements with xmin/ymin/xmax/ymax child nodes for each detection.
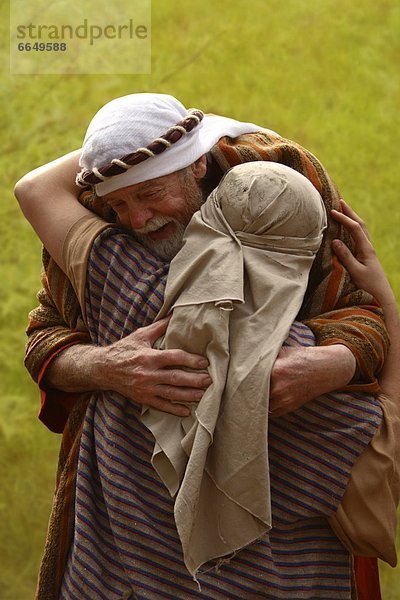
<box><xmin>58</xmin><ymin>227</ymin><xmax>382</xmax><ymax>599</ymax></box>
<box><xmin>29</xmin><ymin>132</ymin><xmax>388</xmax><ymax>598</ymax></box>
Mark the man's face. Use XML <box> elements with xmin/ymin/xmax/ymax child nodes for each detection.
<box><xmin>103</xmin><ymin>160</ymin><xmax>206</xmax><ymax>261</ymax></box>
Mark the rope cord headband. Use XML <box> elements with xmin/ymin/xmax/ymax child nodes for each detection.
<box><xmin>77</xmin><ymin>93</ymin><xmax>272</xmax><ymax>195</ymax></box>
<box><xmin>76</xmin><ymin>109</ymin><xmax>204</xmax><ymax>188</ymax></box>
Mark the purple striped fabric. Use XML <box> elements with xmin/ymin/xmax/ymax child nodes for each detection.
<box><xmin>60</xmin><ymin>228</ymin><xmax>382</xmax><ymax>599</ymax></box>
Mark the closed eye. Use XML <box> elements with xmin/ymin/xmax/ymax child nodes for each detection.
<box><xmin>140</xmin><ymin>188</ymin><xmax>165</xmax><ymax>201</ymax></box>
<box><xmin>109</xmin><ymin>200</ymin><xmax>126</xmax><ymax>210</ymax></box>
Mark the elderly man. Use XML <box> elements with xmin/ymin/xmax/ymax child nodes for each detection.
<box><xmin>19</xmin><ymin>94</ymin><xmax>389</xmax><ymax>598</ymax></box>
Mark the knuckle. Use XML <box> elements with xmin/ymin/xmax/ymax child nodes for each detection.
<box><xmin>138</xmin><ymin>350</ymin><xmax>154</xmax><ymax>367</ymax></box>
<box><xmin>160</xmin><ymin>349</ymin><xmax>179</xmax><ymax>365</ymax></box>
<box><xmin>173</xmin><ymin>349</ymin><xmax>187</xmax><ymax>364</ymax></box>
<box><xmin>169</xmin><ymin>370</ymin><xmax>179</xmax><ymax>386</ymax></box>
<box><xmin>162</xmin><ymin>387</ymin><xmax>173</xmax><ymax>400</ymax></box>
<box><xmin>133</xmin><ymin>366</ymin><xmax>148</xmax><ymax>383</ymax></box>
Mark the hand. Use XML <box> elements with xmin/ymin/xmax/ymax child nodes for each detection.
<box><xmin>331</xmin><ymin>200</ymin><xmax>400</xmax><ymax>397</ymax></box>
<box><xmin>331</xmin><ymin>200</ymin><xmax>394</xmax><ymax>306</ymax></box>
<box><xmin>269</xmin><ymin>344</ymin><xmax>356</xmax><ymax>418</ymax></box>
<box><xmin>98</xmin><ymin>317</ymin><xmax>211</xmax><ymax>417</ymax></box>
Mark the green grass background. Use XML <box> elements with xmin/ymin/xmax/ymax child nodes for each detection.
<box><xmin>1</xmin><ymin>0</ymin><xmax>399</xmax><ymax>598</ymax></box>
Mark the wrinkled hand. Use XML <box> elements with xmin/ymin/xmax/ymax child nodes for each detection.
<box><xmin>269</xmin><ymin>344</ymin><xmax>356</xmax><ymax>418</ymax></box>
<box><xmin>99</xmin><ymin>317</ymin><xmax>211</xmax><ymax>417</ymax></box>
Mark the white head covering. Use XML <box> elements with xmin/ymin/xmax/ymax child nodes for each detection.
<box><xmin>79</xmin><ymin>93</ymin><xmax>274</xmax><ymax>196</ymax></box>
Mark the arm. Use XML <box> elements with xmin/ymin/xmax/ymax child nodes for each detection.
<box><xmin>212</xmin><ymin>132</ymin><xmax>389</xmax><ymax>388</ymax></box>
<box><xmin>269</xmin><ymin>343</ymin><xmax>356</xmax><ymax>417</ymax></box>
<box><xmin>331</xmin><ymin>200</ymin><xmax>400</xmax><ymax>398</ymax></box>
<box><xmin>299</xmin><ymin>204</ymin><xmax>388</xmax><ymax>392</ymax></box>
<box><xmin>25</xmin><ymin>253</ymin><xmax>91</xmax><ymax>432</ymax></box>
<box><xmin>16</xmin><ymin>153</ymin><xmax>211</xmax><ymax>420</ymax></box>
<box><xmin>24</xmin><ymin>188</ymin><xmax>117</xmax><ymax>431</ymax></box>
<box><xmin>17</xmin><ymin>151</ymin><xmax>104</xmax><ymax>431</ymax></box>
<box><xmin>270</xmin><ymin>200</ymin><xmax>398</xmax><ymax>418</ymax></box>
<box><xmin>45</xmin><ymin>319</ymin><xmax>211</xmax><ymax>417</ymax></box>
<box><xmin>269</xmin><ymin>199</ymin><xmax>396</xmax><ymax>418</ymax></box>
<box><xmin>15</xmin><ymin>150</ymin><xmax>89</xmax><ymax>271</ymax></box>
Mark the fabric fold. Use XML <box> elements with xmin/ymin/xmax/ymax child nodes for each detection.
<box><xmin>141</xmin><ymin>162</ymin><xmax>327</xmax><ymax>576</ymax></box>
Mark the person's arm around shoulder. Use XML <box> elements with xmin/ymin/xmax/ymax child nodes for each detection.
<box><xmin>15</xmin><ymin>152</ymin><xmax>212</xmax><ymax>417</ymax></box>
<box><xmin>14</xmin><ymin>150</ymin><xmax>90</xmax><ymax>272</ymax></box>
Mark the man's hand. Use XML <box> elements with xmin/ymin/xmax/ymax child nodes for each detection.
<box><xmin>269</xmin><ymin>344</ymin><xmax>356</xmax><ymax>418</ymax></box>
<box><xmin>100</xmin><ymin>318</ymin><xmax>211</xmax><ymax>415</ymax></box>
<box><xmin>46</xmin><ymin>318</ymin><xmax>211</xmax><ymax>417</ymax></box>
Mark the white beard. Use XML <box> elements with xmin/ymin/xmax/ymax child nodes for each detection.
<box><xmin>133</xmin><ymin>215</ymin><xmax>187</xmax><ymax>261</ymax></box>
<box><xmin>132</xmin><ymin>170</ymin><xmax>205</xmax><ymax>261</ymax></box>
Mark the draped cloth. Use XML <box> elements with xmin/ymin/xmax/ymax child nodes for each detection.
<box><xmin>29</xmin><ymin>131</ymin><xmax>389</xmax><ymax>598</ymax></box>
<box><xmin>141</xmin><ymin>162</ymin><xmax>327</xmax><ymax>576</ymax></box>
<box><xmin>58</xmin><ymin>221</ymin><xmax>381</xmax><ymax>599</ymax></box>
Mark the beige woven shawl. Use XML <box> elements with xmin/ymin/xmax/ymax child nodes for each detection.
<box><xmin>141</xmin><ymin>161</ymin><xmax>327</xmax><ymax>577</ymax></box>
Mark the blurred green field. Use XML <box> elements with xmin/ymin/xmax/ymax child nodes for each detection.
<box><xmin>1</xmin><ymin>0</ymin><xmax>399</xmax><ymax>598</ymax></box>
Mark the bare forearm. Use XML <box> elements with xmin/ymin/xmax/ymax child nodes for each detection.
<box><xmin>15</xmin><ymin>150</ymin><xmax>88</xmax><ymax>270</ymax></box>
<box><xmin>269</xmin><ymin>342</ymin><xmax>356</xmax><ymax>418</ymax></box>
<box><xmin>43</xmin><ymin>320</ymin><xmax>211</xmax><ymax>417</ymax></box>
<box><xmin>45</xmin><ymin>344</ymin><xmax>106</xmax><ymax>393</ymax></box>
<box><xmin>15</xmin><ymin>149</ymin><xmax>81</xmax><ymax>204</ymax></box>
<box><xmin>305</xmin><ymin>344</ymin><xmax>356</xmax><ymax>391</ymax></box>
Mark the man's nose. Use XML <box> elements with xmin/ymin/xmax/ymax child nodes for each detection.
<box><xmin>128</xmin><ymin>206</ymin><xmax>154</xmax><ymax>230</ymax></box>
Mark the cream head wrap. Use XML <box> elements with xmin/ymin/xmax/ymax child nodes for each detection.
<box><xmin>77</xmin><ymin>93</ymin><xmax>273</xmax><ymax>196</ymax></box>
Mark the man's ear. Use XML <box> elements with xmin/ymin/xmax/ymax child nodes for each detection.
<box><xmin>191</xmin><ymin>155</ymin><xmax>207</xmax><ymax>181</ymax></box>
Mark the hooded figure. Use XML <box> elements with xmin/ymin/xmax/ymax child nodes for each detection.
<box><xmin>142</xmin><ymin>160</ymin><xmax>327</xmax><ymax>577</ymax></box>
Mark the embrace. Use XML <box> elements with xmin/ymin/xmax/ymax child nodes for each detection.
<box><xmin>15</xmin><ymin>94</ymin><xmax>400</xmax><ymax>599</ymax></box>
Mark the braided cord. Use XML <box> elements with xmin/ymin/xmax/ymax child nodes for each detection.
<box><xmin>76</xmin><ymin>109</ymin><xmax>204</xmax><ymax>187</ymax></box>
